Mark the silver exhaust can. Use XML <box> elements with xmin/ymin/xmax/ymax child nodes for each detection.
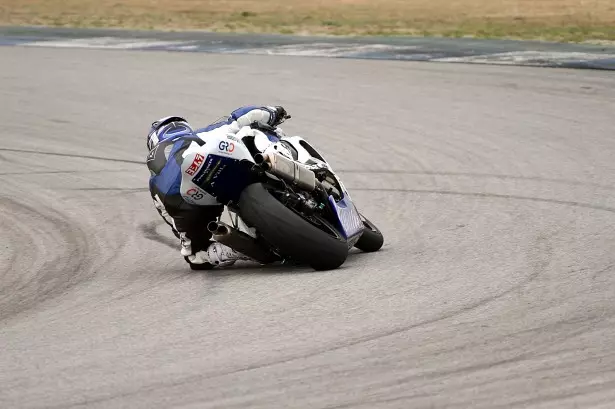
<box><xmin>259</xmin><ymin>152</ymin><xmax>316</xmax><ymax>191</ymax></box>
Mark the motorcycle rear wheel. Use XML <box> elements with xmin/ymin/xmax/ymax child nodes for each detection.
<box><xmin>238</xmin><ymin>183</ymin><xmax>349</xmax><ymax>271</ymax></box>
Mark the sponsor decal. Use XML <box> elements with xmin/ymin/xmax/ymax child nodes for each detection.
<box><xmin>185</xmin><ymin>153</ymin><xmax>205</xmax><ymax>176</ymax></box>
<box><xmin>208</xmin><ymin>162</ymin><xmax>227</xmax><ymax>188</ymax></box>
<box><xmin>192</xmin><ymin>156</ymin><xmax>218</xmax><ymax>186</ymax></box>
<box><xmin>185</xmin><ymin>188</ymin><xmax>205</xmax><ymax>201</ymax></box>
<box><xmin>218</xmin><ymin>141</ymin><xmax>235</xmax><ymax>153</ymax></box>
<box><xmin>191</xmin><ymin>155</ymin><xmax>231</xmax><ymax>189</ymax></box>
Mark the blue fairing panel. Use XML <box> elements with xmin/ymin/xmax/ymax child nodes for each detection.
<box><xmin>328</xmin><ymin>194</ymin><xmax>364</xmax><ymax>239</ymax></box>
<box><xmin>263</xmin><ymin>131</ymin><xmax>280</xmax><ymax>143</ymax></box>
<box><xmin>191</xmin><ymin>154</ymin><xmax>253</xmax><ymax>203</ymax></box>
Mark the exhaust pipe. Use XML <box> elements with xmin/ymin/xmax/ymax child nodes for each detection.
<box><xmin>254</xmin><ymin>153</ymin><xmax>267</xmax><ymax>167</ymax></box>
<box><xmin>208</xmin><ymin>221</ymin><xmax>279</xmax><ymax>264</ymax></box>
<box><xmin>256</xmin><ymin>152</ymin><xmax>316</xmax><ymax>191</ymax></box>
<box><xmin>207</xmin><ymin>221</ymin><xmax>228</xmax><ymax>235</ymax></box>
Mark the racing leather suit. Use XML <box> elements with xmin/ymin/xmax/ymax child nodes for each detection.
<box><xmin>147</xmin><ymin>105</ymin><xmax>290</xmax><ymax>269</ymax></box>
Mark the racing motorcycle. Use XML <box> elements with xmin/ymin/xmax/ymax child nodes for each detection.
<box><xmin>193</xmin><ymin>121</ymin><xmax>384</xmax><ymax>271</ymax></box>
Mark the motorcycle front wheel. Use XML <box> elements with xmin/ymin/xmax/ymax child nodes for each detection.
<box><xmin>354</xmin><ymin>214</ymin><xmax>384</xmax><ymax>253</ymax></box>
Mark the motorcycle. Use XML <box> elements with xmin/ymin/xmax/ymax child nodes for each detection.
<box><xmin>187</xmin><ymin>121</ymin><xmax>384</xmax><ymax>271</ymax></box>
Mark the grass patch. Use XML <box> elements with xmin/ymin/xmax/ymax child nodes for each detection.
<box><xmin>2</xmin><ymin>0</ymin><xmax>615</xmax><ymax>42</ymax></box>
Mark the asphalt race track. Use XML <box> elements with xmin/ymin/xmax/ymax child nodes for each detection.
<box><xmin>1</xmin><ymin>46</ymin><xmax>615</xmax><ymax>409</ymax></box>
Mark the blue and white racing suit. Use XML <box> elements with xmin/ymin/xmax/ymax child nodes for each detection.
<box><xmin>147</xmin><ymin>106</ymin><xmax>288</xmax><ymax>268</ymax></box>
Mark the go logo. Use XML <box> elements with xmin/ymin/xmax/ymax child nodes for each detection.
<box><xmin>218</xmin><ymin>141</ymin><xmax>235</xmax><ymax>153</ymax></box>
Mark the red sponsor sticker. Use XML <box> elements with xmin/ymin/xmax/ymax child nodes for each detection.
<box><xmin>185</xmin><ymin>153</ymin><xmax>205</xmax><ymax>176</ymax></box>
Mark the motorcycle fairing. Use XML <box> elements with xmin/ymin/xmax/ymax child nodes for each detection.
<box><xmin>327</xmin><ymin>194</ymin><xmax>364</xmax><ymax>242</ymax></box>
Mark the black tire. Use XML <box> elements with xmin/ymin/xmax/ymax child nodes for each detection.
<box><xmin>354</xmin><ymin>214</ymin><xmax>384</xmax><ymax>253</ymax></box>
<box><xmin>238</xmin><ymin>183</ymin><xmax>349</xmax><ymax>271</ymax></box>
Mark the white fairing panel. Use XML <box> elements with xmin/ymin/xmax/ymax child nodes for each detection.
<box><xmin>283</xmin><ymin>136</ymin><xmax>353</xmax><ymax>200</ymax></box>
<box><xmin>282</xmin><ymin>136</ymin><xmax>332</xmax><ymax>170</ymax></box>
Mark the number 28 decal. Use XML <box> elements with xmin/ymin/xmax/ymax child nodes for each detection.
<box><xmin>186</xmin><ymin>188</ymin><xmax>204</xmax><ymax>200</ymax></box>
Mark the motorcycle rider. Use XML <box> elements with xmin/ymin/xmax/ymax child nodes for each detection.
<box><xmin>146</xmin><ymin>105</ymin><xmax>292</xmax><ymax>270</ymax></box>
